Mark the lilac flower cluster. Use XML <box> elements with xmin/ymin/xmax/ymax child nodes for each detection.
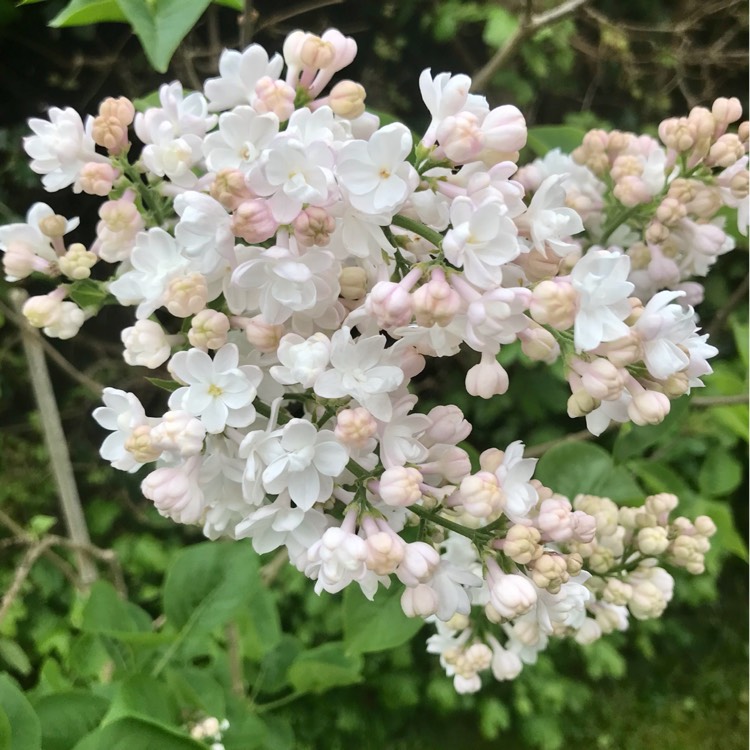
<box><xmin>2</xmin><ymin>28</ymin><xmax>744</xmax><ymax>692</ymax></box>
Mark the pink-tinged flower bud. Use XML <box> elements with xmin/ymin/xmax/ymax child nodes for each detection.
<box><xmin>122</xmin><ymin>319</ymin><xmax>171</xmax><ymax>368</ymax></box>
<box><xmin>335</xmin><ymin>406</ymin><xmax>377</xmax><ymax>449</ymax></box>
<box><xmin>38</xmin><ymin>214</ymin><xmax>68</xmax><ymax>239</ymax></box>
<box><xmin>711</xmin><ymin>97</ymin><xmax>743</xmax><ymax>136</ymax></box>
<box><xmin>644</xmin><ymin>492</ymin><xmax>678</xmax><ymax>522</ymax></box>
<box><xmin>378</xmin><ymin>466</ymin><xmax>423</xmax><ymax>507</ymax></box>
<box><xmin>329</xmin><ymin>79</ymin><xmax>367</xmax><ymax>119</ymax></box>
<box><xmin>655</xmin><ymin>196</ymin><xmax>687</xmax><ymax>227</ymax></box>
<box><xmin>519</xmin><ymin>325</ymin><xmax>560</xmax><ymax>363</ymax></box>
<box><xmin>727</xmin><ymin>169</ymin><xmax>750</xmax><ymax>199</ymax></box>
<box><xmin>465</xmin><ymin>355</ymin><xmax>509</xmax><ymax>399</ymax></box>
<box><xmin>486</xmin><ymin>560</ymin><xmax>537</xmax><ymax>620</ymax></box>
<box><xmin>637</xmin><ymin>526</ymin><xmax>669</xmax><ymax>556</ymax></box>
<box><xmin>141</xmin><ymin>463</ymin><xmax>205</xmax><ymax>525</ymax></box>
<box><xmin>293</xmin><ymin>206</ymin><xmax>336</xmax><ymax>247</ymax></box>
<box><xmin>479</xmin><ymin>447</ymin><xmax>504</xmax><ymax>473</ymax></box>
<box><xmin>658</xmin><ymin>117</ymin><xmax>695</xmax><ymax>152</ymax></box>
<box><xmin>421</xmin><ymin>446</ymin><xmax>471</xmax><ymax>484</ymax></box>
<box><xmin>502</xmin><ymin>524</ymin><xmax>542</xmax><ymax>565</ymax></box>
<box><xmin>210</xmin><ymin>169</ymin><xmax>254</xmax><ymax>211</ymax></box>
<box><xmin>536</xmin><ymin>496</ymin><xmax>574</xmax><ymax>542</ymax></box>
<box><xmin>99</xmin><ymin>96</ymin><xmax>135</xmax><ymax>126</ymax></box>
<box><xmin>58</xmin><ymin>242</ymin><xmax>97</xmax><ymax>280</ymax></box>
<box><xmin>610</xmin><ymin>154</ymin><xmax>643</xmax><ymax>182</ymax></box>
<box><xmin>252</xmin><ymin>76</ymin><xmax>296</xmax><ymax>121</ymax></box>
<box><xmin>189</xmin><ymin>309</ymin><xmax>230</xmax><ymax>350</ymax></box>
<box><xmin>365</xmin><ymin>281</ymin><xmax>413</xmax><ymax>328</ymax></box>
<box><xmin>567</xmin><ymin>389</ymin><xmax>597</xmax><ymax>418</ymax></box>
<box><xmin>707</xmin><ymin>133</ymin><xmax>745</xmax><ymax>168</ymax></box>
<box><xmin>645</xmin><ymin>220</ymin><xmax>670</xmax><ymax>245</ymax></box>
<box><xmin>576</xmin><ymin>358</ymin><xmax>625</xmax><ymax>401</ymax></box>
<box><xmin>570</xmin><ymin>510</ymin><xmax>596</xmax><ymax>543</ymax></box>
<box><xmin>23</xmin><ymin>291</ymin><xmax>64</xmax><ymax>328</ymax></box>
<box><xmin>125</xmin><ymin>424</ymin><xmax>161</xmax><ymax>463</ymax></box>
<box><xmin>232</xmin><ymin>199</ymin><xmax>279</xmax><ymax>243</ymax></box>
<box><xmin>412</xmin><ymin>271</ymin><xmax>461</xmax><ymax>326</ymax></box>
<box><xmin>738</xmin><ymin>121</ymin><xmax>749</xmax><ymax>146</ymax></box>
<box><xmin>401</xmin><ymin>583</ymin><xmax>439</xmax><ymax>618</ymax></box>
<box><xmin>321</xmin><ymin>27</ymin><xmax>358</xmax><ymax>71</ymax></box>
<box><xmin>164</xmin><ymin>272</ymin><xmax>208</xmax><ymax>318</ymax></box>
<box><xmin>613</xmin><ymin>175</ymin><xmax>652</xmax><ymax>206</ymax></box>
<box><xmin>516</xmin><ymin>247</ymin><xmax>562</xmax><ymax>282</ymax></box>
<box><xmin>688</xmin><ymin>106</ymin><xmax>716</xmax><ymax>141</ymax></box>
<box><xmin>422</xmin><ymin>404</ymin><xmax>471</xmax><ymax>447</ymax></box>
<box><xmin>3</xmin><ymin>241</ymin><xmax>45</xmax><ymax>280</ymax></box>
<box><xmin>480</xmin><ymin>104</ymin><xmax>527</xmax><ymax>159</ymax></box>
<box><xmin>529</xmin><ymin>280</ymin><xmax>577</xmax><ymax>329</ymax></box>
<box><xmin>365</xmin><ymin>530</ymin><xmax>405</xmax><ymax>575</ymax></box>
<box><xmin>598</xmin><ymin>331</ymin><xmax>642</xmax><ymax>367</ymax></box>
<box><xmin>240</xmin><ymin>315</ymin><xmax>284</xmax><ymax>353</ymax></box>
<box><xmin>151</xmin><ymin>410</ymin><xmax>206</xmax><ymax>457</ymax></box>
<box><xmin>628</xmin><ymin>389</ymin><xmax>670</xmax><ymax>426</ymax></box>
<box><xmin>339</xmin><ymin>266</ymin><xmax>368</xmax><ymax>300</ymax></box>
<box><xmin>76</xmin><ymin>162</ymin><xmax>120</xmax><ymax>197</ymax></box>
<box><xmin>527</xmin><ymin>552</ymin><xmax>569</xmax><ymax>593</ymax></box>
<box><xmin>459</xmin><ymin>471</ymin><xmax>505</xmax><ymax>519</ymax></box>
<box><xmin>92</xmin><ymin>117</ymin><xmax>128</xmax><ymax>154</ymax></box>
<box><xmin>396</xmin><ymin>541</ymin><xmax>440</xmax><ymax>586</ymax></box>
<box><xmin>437</xmin><ymin>112</ymin><xmax>483</xmax><ymax>163</ymax></box>
<box><xmin>300</xmin><ymin>35</ymin><xmax>335</xmax><ymax>70</ymax></box>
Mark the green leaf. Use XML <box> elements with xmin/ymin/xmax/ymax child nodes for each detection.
<box><xmin>0</xmin><ymin>707</ymin><xmax>11</xmax><ymax>750</ymax></box>
<box><xmin>343</xmin><ymin>584</ymin><xmax>423</xmax><ymax>655</ymax></box>
<box><xmin>67</xmin><ymin>279</ymin><xmax>112</xmax><ymax>311</ymax></box>
<box><xmin>0</xmin><ymin>675</ymin><xmax>42</xmax><ymax>750</ymax></box>
<box><xmin>482</xmin><ymin>6</ymin><xmax>518</xmax><ymax>48</ymax></box>
<box><xmin>32</xmin><ymin>692</ymin><xmax>109</xmax><ymax>750</ymax></box>
<box><xmin>49</xmin><ymin>0</ymin><xmax>126</xmax><ymax>26</ymax></box>
<box><xmin>526</xmin><ymin>125</ymin><xmax>585</xmax><ymax>157</ymax></box>
<box><xmin>115</xmin><ymin>0</ymin><xmax>212</xmax><ymax>73</ymax></box>
<box><xmin>221</xmin><ymin>715</ymin><xmax>269</xmax><ymax>750</ymax></box>
<box><xmin>81</xmin><ymin>580</ymin><xmax>152</xmax><ymax>636</ymax></box>
<box><xmin>165</xmin><ymin>667</ymin><xmax>225</xmax><ymax>717</ymax></box>
<box><xmin>163</xmin><ymin>541</ymin><xmax>264</xmax><ymax>637</ymax></box>
<box><xmin>698</xmin><ymin>448</ymin><xmax>743</xmax><ymax>497</ymax></box>
<box><xmin>0</xmin><ymin>639</ymin><xmax>31</xmax><ymax>676</ymax></box>
<box><xmin>103</xmin><ymin>674</ymin><xmax>177</xmax><ymax>726</ymax></box>
<box><xmin>288</xmin><ymin>643</ymin><xmax>363</xmax><ymax>694</ymax></box>
<box><xmin>535</xmin><ymin>442</ymin><xmax>613</xmax><ymax>498</ymax></box>
<box><xmin>696</xmin><ymin>499</ymin><xmax>748</xmax><ymax>561</ymax></box>
<box><xmin>72</xmin><ymin>717</ymin><xmax>204</xmax><ymax>750</ymax></box>
<box><xmin>731</xmin><ymin>316</ymin><xmax>749</xmax><ymax>370</ymax></box>
<box><xmin>628</xmin><ymin>460</ymin><xmax>694</xmax><ymax>500</ymax></box>
<box><xmin>211</xmin><ymin>0</ymin><xmax>242</xmax><ymax>9</ymax></box>
<box><xmin>145</xmin><ymin>377</ymin><xmax>181</xmax><ymax>392</ymax></box>
<box><xmin>613</xmin><ymin>395</ymin><xmax>690</xmax><ymax>462</ymax></box>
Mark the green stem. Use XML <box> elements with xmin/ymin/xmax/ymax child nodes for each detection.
<box><xmin>599</xmin><ymin>205</ymin><xmax>641</xmax><ymax>246</ymax></box>
<box><xmin>391</xmin><ymin>214</ymin><xmax>444</xmax><ymax>249</ymax></box>
<box><xmin>409</xmin><ymin>504</ymin><xmax>485</xmax><ymax>543</ymax></box>
<box><xmin>346</xmin><ymin>459</ymin><xmax>370</xmax><ymax>480</ymax></box>
<box><xmin>121</xmin><ymin>162</ymin><xmax>167</xmax><ymax>226</ymax></box>
<box><xmin>254</xmin><ymin>690</ymin><xmax>306</xmax><ymax>714</ymax></box>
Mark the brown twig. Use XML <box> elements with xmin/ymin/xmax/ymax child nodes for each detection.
<box><xmin>473</xmin><ymin>0</ymin><xmax>592</xmax><ymax>91</ymax></box>
<box><xmin>0</xmin><ymin>537</ymin><xmax>56</xmax><ymax>626</ymax></box>
<box><xmin>524</xmin><ymin>427</ymin><xmax>596</xmax><ymax>458</ymax></box>
<box><xmin>256</xmin><ymin>0</ymin><xmax>345</xmax><ymax>33</ymax></box>
<box><xmin>260</xmin><ymin>548</ymin><xmax>289</xmax><ymax>585</ymax></box>
<box><xmin>226</xmin><ymin>621</ymin><xmax>245</xmax><ymax>696</ymax></box>
<box><xmin>707</xmin><ymin>273</ymin><xmax>749</xmax><ymax>340</ymax></box>
<box><xmin>691</xmin><ymin>393</ymin><xmax>749</xmax><ymax>407</ymax></box>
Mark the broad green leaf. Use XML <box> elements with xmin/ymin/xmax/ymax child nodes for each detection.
<box><xmin>32</xmin><ymin>692</ymin><xmax>109</xmax><ymax>750</ymax></box>
<box><xmin>698</xmin><ymin>448</ymin><xmax>743</xmax><ymax>497</ymax></box>
<box><xmin>0</xmin><ymin>707</ymin><xmax>10</xmax><ymax>750</ymax></box>
<box><xmin>288</xmin><ymin>643</ymin><xmax>363</xmax><ymax>694</ymax></box>
<box><xmin>67</xmin><ymin>279</ymin><xmax>112</xmax><ymax>311</ymax></box>
<box><xmin>115</xmin><ymin>0</ymin><xmax>212</xmax><ymax>73</ymax></box>
<box><xmin>593</xmin><ymin>465</ymin><xmax>643</xmax><ymax>504</ymax></box>
<box><xmin>103</xmin><ymin>674</ymin><xmax>177</xmax><ymax>726</ymax></box>
<box><xmin>221</xmin><ymin>715</ymin><xmax>269</xmax><ymax>750</ymax></box>
<box><xmin>258</xmin><ymin>635</ymin><xmax>303</xmax><ymax>695</ymax></box>
<box><xmin>0</xmin><ymin>640</ymin><xmax>31</xmax><ymax>676</ymax></box>
<box><xmin>731</xmin><ymin>316</ymin><xmax>749</xmax><ymax>369</ymax></box>
<box><xmin>0</xmin><ymin>675</ymin><xmax>42</xmax><ymax>750</ymax></box>
<box><xmin>212</xmin><ymin>0</ymin><xmax>242</xmax><ymax>9</ymax></box>
<box><xmin>343</xmin><ymin>584</ymin><xmax>423</xmax><ymax>655</ymax></box>
<box><xmin>526</xmin><ymin>125</ymin><xmax>585</xmax><ymax>157</ymax></box>
<box><xmin>236</xmin><ymin>586</ymin><xmax>282</xmax><ymax>661</ymax></box>
<box><xmin>133</xmin><ymin>90</ymin><xmax>162</xmax><ymax>112</ymax></box>
<box><xmin>72</xmin><ymin>717</ymin><xmax>203</xmax><ymax>750</ymax></box>
<box><xmin>696</xmin><ymin>499</ymin><xmax>748</xmax><ymax>561</ymax></box>
<box><xmin>535</xmin><ymin>442</ymin><xmax>613</xmax><ymax>499</ymax></box>
<box><xmin>482</xmin><ymin>6</ymin><xmax>518</xmax><ymax>48</ymax></box>
<box><xmin>627</xmin><ymin>459</ymin><xmax>695</xmax><ymax>501</ymax></box>
<box><xmin>613</xmin><ymin>395</ymin><xmax>690</xmax><ymax>462</ymax></box>
<box><xmin>163</xmin><ymin>541</ymin><xmax>261</xmax><ymax>636</ymax></box>
<box><xmin>165</xmin><ymin>667</ymin><xmax>225</xmax><ymax>717</ymax></box>
<box><xmin>49</xmin><ymin>0</ymin><xmax>126</xmax><ymax>26</ymax></box>
<box><xmin>81</xmin><ymin>580</ymin><xmax>152</xmax><ymax>636</ymax></box>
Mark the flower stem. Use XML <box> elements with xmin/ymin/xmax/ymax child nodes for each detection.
<box><xmin>391</xmin><ymin>214</ymin><xmax>444</xmax><ymax>249</ymax></box>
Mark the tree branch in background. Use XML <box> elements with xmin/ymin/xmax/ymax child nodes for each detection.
<box><xmin>707</xmin><ymin>272</ymin><xmax>749</xmax><ymax>340</ymax></box>
<box><xmin>9</xmin><ymin>289</ymin><xmax>98</xmax><ymax>586</ymax></box>
<box><xmin>256</xmin><ymin>0</ymin><xmax>345</xmax><ymax>34</ymax></box>
<box><xmin>473</xmin><ymin>0</ymin><xmax>593</xmax><ymax>91</ymax></box>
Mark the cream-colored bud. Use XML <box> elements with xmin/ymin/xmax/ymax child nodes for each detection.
<box><xmin>124</xmin><ymin>425</ymin><xmax>161</xmax><ymax>463</ymax></box>
<box><xmin>567</xmin><ymin>389</ymin><xmax>598</xmax><ymax>418</ymax></box>
<box><xmin>58</xmin><ymin>242</ymin><xmax>97</xmax><ymax>280</ymax></box>
<box><xmin>38</xmin><ymin>214</ymin><xmax>68</xmax><ymax>238</ymax></box>
<box><xmin>329</xmin><ymin>80</ymin><xmax>366</xmax><ymax>119</ymax></box>
<box><xmin>339</xmin><ymin>266</ymin><xmax>368</xmax><ymax>300</ymax></box>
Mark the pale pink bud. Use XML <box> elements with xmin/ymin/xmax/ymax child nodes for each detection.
<box><xmin>99</xmin><ymin>196</ymin><xmax>141</xmax><ymax>232</ymax></box>
<box><xmin>536</xmin><ymin>496</ymin><xmax>574</xmax><ymax>542</ymax></box>
<box><xmin>122</xmin><ymin>319</ymin><xmax>171</xmax><ymax>368</ymax></box>
<box><xmin>365</xmin><ymin>531</ymin><xmax>405</xmax><ymax>575</ymax></box>
<box><xmin>707</xmin><ymin>133</ymin><xmax>745</xmax><ymax>168</ymax></box>
<box><xmin>599</xmin><ymin>332</ymin><xmax>643</xmax><ymax>367</ymax></box>
<box><xmin>459</xmin><ymin>471</ymin><xmax>505</xmax><ymax>519</ymax></box>
<box><xmin>365</xmin><ymin>281</ymin><xmax>413</xmax><ymax>328</ymax></box>
<box><xmin>339</xmin><ymin>266</ymin><xmax>368</xmax><ymax>300</ymax></box>
<box><xmin>424</xmin><ymin>446</ymin><xmax>471</xmax><ymax>484</ymax></box>
<box><xmin>712</xmin><ymin>97</ymin><xmax>743</xmax><ymax>137</ymax></box>
<box><xmin>529</xmin><ymin>280</ymin><xmax>577</xmax><ymax>329</ymax></box>
<box><xmin>502</xmin><ymin>524</ymin><xmax>542</xmax><ymax>565</ymax></box>
<box><xmin>321</xmin><ymin>28</ymin><xmax>358</xmax><ymax>71</ymax></box>
<box><xmin>335</xmin><ymin>407</ymin><xmax>377</xmax><ymax>449</ymax></box>
<box><xmin>486</xmin><ymin>560</ymin><xmax>537</xmax><ymax>620</ymax></box>
<box><xmin>401</xmin><ymin>584</ymin><xmax>439</xmax><ymax>618</ymax></box>
<box><xmin>465</xmin><ymin>355</ymin><xmax>509</xmax><ymax>399</ymax></box>
<box><xmin>165</xmin><ymin>273</ymin><xmax>208</xmax><ymax>318</ymax></box>
<box><xmin>125</xmin><ymin>424</ymin><xmax>161</xmax><ymax>463</ymax></box>
<box><xmin>240</xmin><ymin>315</ymin><xmax>284</xmax><ymax>353</ymax></box>
<box><xmin>570</xmin><ymin>510</ymin><xmax>597</xmax><ymax>543</ymax></box>
<box><xmin>76</xmin><ymin>162</ymin><xmax>120</xmax><ymax>197</ymax></box>
<box><xmin>210</xmin><ymin>169</ymin><xmax>255</xmax><ymax>210</ymax></box>
<box><xmin>188</xmin><ymin>309</ymin><xmax>230</xmax><ymax>350</ymax></box>
<box><xmin>527</xmin><ymin>552</ymin><xmax>569</xmax><ymax>593</ymax></box>
<box><xmin>58</xmin><ymin>242</ymin><xmax>97</xmax><ymax>280</ymax></box>
<box><xmin>232</xmin><ymin>199</ymin><xmax>279</xmax><ymax>243</ymax></box>
<box><xmin>92</xmin><ymin>115</ymin><xmax>129</xmax><ymax>154</ymax></box>
<box><xmin>293</xmin><ymin>206</ymin><xmax>336</xmax><ymax>247</ymax></box>
<box><xmin>437</xmin><ymin>112</ymin><xmax>483</xmax><ymax>163</ymax></box>
<box><xmin>3</xmin><ymin>241</ymin><xmax>43</xmax><ymax>280</ymax></box>
<box><xmin>300</xmin><ymin>35</ymin><xmax>335</xmax><ymax>70</ymax></box>
<box><xmin>478</xmin><ymin>448</ymin><xmax>504</xmax><ymax>474</ymax></box>
<box><xmin>329</xmin><ymin>80</ymin><xmax>366</xmax><ymax>119</ymax></box>
<box><xmin>99</xmin><ymin>96</ymin><xmax>135</xmax><ymax>126</ymax></box>
<box><xmin>576</xmin><ymin>358</ymin><xmax>625</xmax><ymax>401</ymax></box>
<box><xmin>613</xmin><ymin>175</ymin><xmax>652</xmax><ymax>206</ymax></box>
<box><xmin>519</xmin><ymin>325</ymin><xmax>560</xmax><ymax>363</ymax></box>
<box><xmin>516</xmin><ymin>247</ymin><xmax>562</xmax><ymax>282</ymax></box>
<box><xmin>610</xmin><ymin>154</ymin><xmax>643</xmax><ymax>182</ymax></box>
<box><xmin>378</xmin><ymin>466</ymin><xmax>423</xmax><ymax>507</ymax></box>
<box><xmin>658</xmin><ymin>117</ymin><xmax>695</xmax><ymax>152</ymax></box>
<box><xmin>151</xmin><ymin>410</ymin><xmax>206</xmax><ymax>457</ymax></box>
<box><xmin>655</xmin><ymin>196</ymin><xmax>687</xmax><ymax>227</ymax></box>
<box><xmin>480</xmin><ymin>105</ymin><xmax>527</xmax><ymax>157</ymax></box>
<box><xmin>412</xmin><ymin>272</ymin><xmax>461</xmax><ymax>327</ymax></box>
<box><xmin>645</xmin><ymin>220</ymin><xmax>670</xmax><ymax>245</ymax></box>
<box><xmin>644</xmin><ymin>492</ymin><xmax>678</xmax><ymax>521</ymax></box>
<box><xmin>141</xmin><ymin>463</ymin><xmax>205</xmax><ymax>525</ymax></box>
<box><xmin>628</xmin><ymin>389</ymin><xmax>670</xmax><ymax>426</ymax></box>
<box><xmin>688</xmin><ymin>106</ymin><xmax>716</xmax><ymax>142</ymax></box>
<box><xmin>252</xmin><ymin>77</ymin><xmax>296</xmax><ymax>121</ymax></box>
<box><xmin>396</xmin><ymin>542</ymin><xmax>440</xmax><ymax>586</ymax></box>
<box><xmin>422</xmin><ymin>404</ymin><xmax>471</xmax><ymax>447</ymax></box>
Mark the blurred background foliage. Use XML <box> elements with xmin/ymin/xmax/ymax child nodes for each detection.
<box><xmin>0</xmin><ymin>1</ymin><xmax>747</xmax><ymax>748</ymax></box>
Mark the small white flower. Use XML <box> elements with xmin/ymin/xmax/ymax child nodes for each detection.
<box><xmin>92</xmin><ymin>388</ymin><xmax>151</xmax><ymax>472</ymax></box>
<box><xmin>121</xmin><ymin>319</ymin><xmax>172</xmax><ymax>369</ymax></box>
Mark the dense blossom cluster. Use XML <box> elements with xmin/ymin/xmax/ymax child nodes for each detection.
<box><xmin>3</xmin><ymin>28</ymin><xmax>745</xmax><ymax>692</ymax></box>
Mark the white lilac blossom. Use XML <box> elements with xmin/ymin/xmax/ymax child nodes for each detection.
<box><xmin>9</xmin><ymin>28</ymin><xmax>737</xmax><ymax>696</ymax></box>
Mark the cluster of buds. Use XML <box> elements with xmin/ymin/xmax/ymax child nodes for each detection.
<box><xmin>1</xmin><ymin>27</ymin><xmax>740</xmax><ymax>693</ymax></box>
